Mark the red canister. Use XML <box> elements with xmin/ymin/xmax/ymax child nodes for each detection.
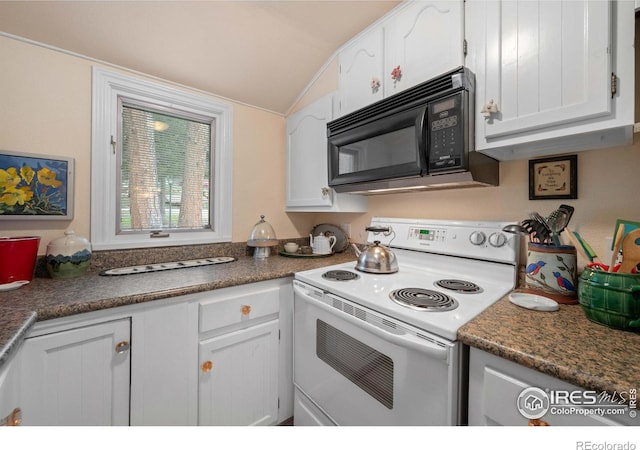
<box><xmin>0</xmin><ymin>236</ymin><xmax>40</xmax><ymax>284</ymax></box>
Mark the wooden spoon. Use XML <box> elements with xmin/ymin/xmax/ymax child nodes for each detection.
<box><xmin>618</xmin><ymin>228</ymin><xmax>640</xmax><ymax>273</ymax></box>
<box><xmin>609</xmin><ymin>223</ymin><xmax>625</xmax><ymax>272</ymax></box>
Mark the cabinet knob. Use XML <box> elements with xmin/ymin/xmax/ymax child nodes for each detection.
<box><xmin>321</xmin><ymin>187</ymin><xmax>330</xmax><ymax>197</ymax></box>
<box><xmin>241</xmin><ymin>304</ymin><xmax>252</xmax><ymax>315</ymax></box>
<box><xmin>481</xmin><ymin>99</ymin><xmax>499</xmax><ymax>118</ymax></box>
<box><xmin>115</xmin><ymin>341</ymin><xmax>130</xmax><ymax>354</ymax></box>
<box><xmin>528</xmin><ymin>418</ymin><xmax>550</xmax><ymax>426</ymax></box>
<box><xmin>202</xmin><ymin>360</ymin><xmax>213</xmax><ymax>373</ymax></box>
<box><xmin>2</xmin><ymin>408</ymin><xmax>22</xmax><ymax>426</ymax></box>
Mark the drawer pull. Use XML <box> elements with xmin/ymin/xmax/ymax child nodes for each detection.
<box><xmin>2</xmin><ymin>408</ymin><xmax>22</xmax><ymax>426</ymax></box>
<box><xmin>241</xmin><ymin>305</ymin><xmax>252</xmax><ymax>316</ymax></box>
<box><xmin>528</xmin><ymin>418</ymin><xmax>550</xmax><ymax>426</ymax></box>
<box><xmin>115</xmin><ymin>341</ymin><xmax>130</xmax><ymax>354</ymax></box>
<box><xmin>202</xmin><ymin>360</ymin><xmax>213</xmax><ymax>373</ymax></box>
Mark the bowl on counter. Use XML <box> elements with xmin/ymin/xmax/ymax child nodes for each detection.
<box><xmin>0</xmin><ymin>236</ymin><xmax>40</xmax><ymax>285</ymax></box>
<box><xmin>578</xmin><ymin>267</ymin><xmax>640</xmax><ymax>331</ymax></box>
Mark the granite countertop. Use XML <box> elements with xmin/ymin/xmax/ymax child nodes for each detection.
<box><xmin>458</xmin><ymin>289</ymin><xmax>640</xmax><ymax>396</ymax></box>
<box><xmin>0</xmin><ymin>251</ymin><xmax>355</xmax><ymax>370</ymax></box>
<box><xmin>4</xmin><ymin>248</ymin><xmax>638</xmax><ymax>399</ymax></box>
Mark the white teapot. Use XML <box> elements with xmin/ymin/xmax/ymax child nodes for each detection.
<box><xmin>309</xmin><ymin>233</ymin><xmax>336</xmax><ymax>255</ymax></box>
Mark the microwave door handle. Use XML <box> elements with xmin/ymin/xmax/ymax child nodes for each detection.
<box><xmin>294</xmin><ymin>282</ymin><xmax>448</xmax><ymax>361</ymax></box>
<box><xmin>415</xmin><ymin>105</ymin><xmax>429</xmax><ymax>174</ymax></box>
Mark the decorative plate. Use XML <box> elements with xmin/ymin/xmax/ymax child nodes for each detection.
<box><xmin>509</xmin><ymin>292</ymin><xmax>559</xmax><ymax>312</ymax></box>
<box><xmin>279</xmin><ymin>251</ymin><xmax>333</xmax><ymax>258</ymax></box>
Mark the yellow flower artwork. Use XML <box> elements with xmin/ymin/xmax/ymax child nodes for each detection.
<box><xmin>0</xmin><ymin>152</ymin><xmax>73</xmax><ymax>218</ymax></box>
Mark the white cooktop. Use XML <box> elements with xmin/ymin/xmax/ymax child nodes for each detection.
<box><xmin>294</xmin><ymin>217</ymin><xmax>520</xmax><ymax>340</ymax></box>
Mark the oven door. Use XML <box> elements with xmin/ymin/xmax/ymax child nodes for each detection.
<box><xmin>293</xmin><ymin>280</ymin><xmax>462</xmax><ymax>426</ymax></box>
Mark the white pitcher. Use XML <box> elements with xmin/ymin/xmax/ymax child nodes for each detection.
<box><xmin>309</xmin><ymin>233</ymin><xmax>336</xmax><ymax>255</ymax></box>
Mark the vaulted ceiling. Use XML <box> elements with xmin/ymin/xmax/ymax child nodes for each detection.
<box><xmin>0</xmin><ymin>1</ymin><xmax>401</xmax><ymax>114</ymax></box>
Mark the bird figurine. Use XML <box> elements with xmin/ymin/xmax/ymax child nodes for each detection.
<box><xmin>526</xmin><ymin>261</ymin><xmax>546</xmax><ymax>275</ymax></box>
<box><xmin>553</xmin><ymin>272</ymin><xmax>575</xmax><ymax>291</ymax></box>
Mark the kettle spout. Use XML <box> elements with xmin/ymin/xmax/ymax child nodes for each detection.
<box><xmin>351</xmin><ymin>243</ymin><xmax>361</xmax><ymax>257</ymax></box>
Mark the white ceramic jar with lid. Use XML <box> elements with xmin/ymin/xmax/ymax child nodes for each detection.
<box><xmin>45</xmin><ymin>230</ymin><xmax>92</xmax><ymax>278</ymax></box>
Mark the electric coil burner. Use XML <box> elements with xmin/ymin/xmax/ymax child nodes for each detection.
<box><xmin>435</xmin><ymin>279</ymin><xmax>482</xmax><ymax>293</ymax></box>
<box><xmin>322</xmin><ymin>269</ymin><xmax>360</xmax><ymax>281</ymax></box>
<box><xmin>390</xmin><ymin>288</ymin><xmax>458</xmax><ymax>311</ymax></box>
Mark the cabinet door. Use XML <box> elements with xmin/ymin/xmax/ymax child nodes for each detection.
<box><xmin>0</xmin><ymin>352</ymin><xmax>22</xmax><ymax>426</ymax></box>
<box><xmin>20</xmin><ymin>318</ymin><xmax>131</xmax><ymax>425</ymax></box>
<box><xmin>384</xmin><ymin>1</ymin><xmax>464</xmax><ymax>96</ymax></box>
<box><xmin>338</xmin><ymin>27</ymin><xmax>384</xmax><ymax>115</ymax></box>
<box><xmin>473</xmin><ymin>0</ymin><xmax>611</xmax><ymax>142</ymax></box>
<box><xmin>198</xmin><ymin>320</ymin><xmax>279</xmax><ymax>426</ymax></box>
<box><xmin>469</xmin><ymin>348</ymin><xmax>637</xmax><ymax>426</ymax></box>
<box><xmin>286</xmin><ymin>93</ymin><xmax>334</xmax><ymax>208</ymax></box>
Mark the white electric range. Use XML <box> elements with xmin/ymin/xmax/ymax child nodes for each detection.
<box><xmin>292</xmin><ymin>217</ymin><xmax>520</xmax><ymax>426</ymax></box>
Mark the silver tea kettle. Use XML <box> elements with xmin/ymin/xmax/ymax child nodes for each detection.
<box><xmin>351</xmin><ymin>226</ymin><xmax>398</xmax><ymax>274</ymax></box>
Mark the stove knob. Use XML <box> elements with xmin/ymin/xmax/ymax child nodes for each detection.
<box><xmin>488</xmin><ymin>232</ymin><xmax>507</xmax><ymax>248</ymax></box>
<box><xmin>469</xmin><ymin>231</ymin><xmax>486</xmax><ymax>246</ymax></box>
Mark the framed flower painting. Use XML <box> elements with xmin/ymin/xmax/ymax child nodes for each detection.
<box><xmin>0</xmin><ymin>151</ymin><xmax>74</xmax><ymax>220</ymax></box>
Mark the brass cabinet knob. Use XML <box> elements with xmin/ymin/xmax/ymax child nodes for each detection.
<box><xmin>321</xmin><ymin>187</ymin><xmax>330</xmax><ymax>197</ymax></box>
<box><xmin>115</xmin><ymin>341</ymin><xmax>130</xmax><ymax>354</ymax></box>
<box><xmin>528</xmin><ymin>418</ymin><xmax>550</xmax><ymax>426</ymax></box>
<box><xmin>202</xmin><ymin>360</ymin><xmax>213</xmax><ymax>373</ymax></box>
<box><xmin>2</xmin><ymin>408</ymin><xmax>22</xmax><ymax>426</ymax></box>
<box><xmin>241</xmin><ymin>305</ymin><xmax>251</xmax><ymax>316</ymax></box>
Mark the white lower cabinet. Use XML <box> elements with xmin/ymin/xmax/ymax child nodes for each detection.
<box><xmin>20</xmin><ymin>318</ymin><xmax>131</xmax><ymax>426</ymax></box>
<box><xmin>198</xmin><ymin>320</ymin><xmax>279</xmax><ymax>425</ymax></box>
<box><xmin>197</xmin><ymin>279</ymin><xmax>288</xmax><ymax>426</ymax></box>
<box><xmin>9</xmin><ymin>277</ymin><xmax>293</xmax><ymax>426</ymax></box>
<box><xmin>0</xmin><ymin>350</ymin><xmax>23</xmax><ymax>426</ymax></box>
<box><xmin>468</xmin><ymin>347</ymin><xmax>637</xmax><ymax>426</ymax></box>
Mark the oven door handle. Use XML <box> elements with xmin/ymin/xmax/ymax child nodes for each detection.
<box><xmin>294</xmin><ymin>283</ymin><xmax>449</xmax><ymax>361</ymax></box>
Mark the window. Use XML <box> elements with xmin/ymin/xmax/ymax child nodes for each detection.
<box><xmin>91</xmin><ymin>67</ymin><xmax>232</xmax><ymax>250</ymax></box>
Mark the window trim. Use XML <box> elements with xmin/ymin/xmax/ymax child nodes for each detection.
<box><xmin>91</xmin><ymin>67</ymin><xmax>233</xmax><ymax>250</ymax></box>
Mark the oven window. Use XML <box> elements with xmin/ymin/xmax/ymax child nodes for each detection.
<box><xmin>337</xmin><ymin>126</ymin><xmax>416</xmax><ymax>175</ymax></box>
<box><xmin>316</xmin><ymin>320</ymin><xmax>394</xmax><ymax>409</ymax></box>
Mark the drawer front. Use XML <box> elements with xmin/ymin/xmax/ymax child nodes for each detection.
<box><xmin>199</xmin><ymin>285</ymin><xmax>280</xmax><ymax>333</ymax></box>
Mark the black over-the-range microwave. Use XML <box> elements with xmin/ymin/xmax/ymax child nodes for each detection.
<box><xmin>327</xmin><ymin>66</ymin><xmax>499</xmax><ymax>194</ymax></box>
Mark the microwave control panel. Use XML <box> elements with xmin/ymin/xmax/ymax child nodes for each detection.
<box><xmin>427</xmin><ymin>91</ymin><xmax>467</xmax><ymax>173</ymax></box>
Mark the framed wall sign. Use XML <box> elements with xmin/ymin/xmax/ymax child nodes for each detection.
<box><xmin>0</xmin><ymin>150</ymin><xmax>74</xmax><ymax>220</ymax></box>
<box><xmin>529</xmin><ymin>154</ymin><xmax>577</xmax><ymax>200</ymax></box>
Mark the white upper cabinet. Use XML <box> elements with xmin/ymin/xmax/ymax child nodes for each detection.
<box><xmin>338</xmin><ymin>1</ymin><xmax>464</xmax><ymax>116</ymax></box>
<box><xmin>286</xmin><ymin>92</ymin><xmax>367</xmax><ymax>212</ymax></box>
<box><xmin>384</xmin><ymin>1</ymin><xmax>464</xmax><ymax>97</ymax></box>
<box><xmin>466</xmin><ymin>0</ymin><xmax>635</xmax><ymax>160</ymax></box>
<box><xmin>338</xmin><ymin>27</ymin><xmax>385</xmax><ymax>116</ymax></box>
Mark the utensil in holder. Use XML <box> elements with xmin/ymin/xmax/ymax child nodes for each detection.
<box><xmin>524</xmin><ymin>243</ymin><xmax>578</xmax><ymax>304</ymax></box>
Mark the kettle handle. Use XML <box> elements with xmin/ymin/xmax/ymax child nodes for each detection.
<box><xmin>366</xmin><ymin>226</ymin><xmax>391</xmax><ymax>233</ymax></box>
<box><xmin>328</xmin><ymin>236</ymin><xmax>336</xmax><ymax>249</ymax></box>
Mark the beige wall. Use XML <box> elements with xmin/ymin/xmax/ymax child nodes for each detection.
<box><xmin>0</xmin><ymin>35</ymin><xmax>316</xmax><ymax>253</ymax></box>
<box><xmin>3</xmin><ymin>32</ymin><xmax>640</xmax><ymax>269</ymax></box>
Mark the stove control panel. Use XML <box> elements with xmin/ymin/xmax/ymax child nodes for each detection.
<box><xmin>367</xmin><ymin>217</ymin><xmax>520</xmax><ymax>265</ymax></box>
<box><xmin>409</xmin><ymin>227</ymin><xmax>446</xmax><ymax>243</ymax></box>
